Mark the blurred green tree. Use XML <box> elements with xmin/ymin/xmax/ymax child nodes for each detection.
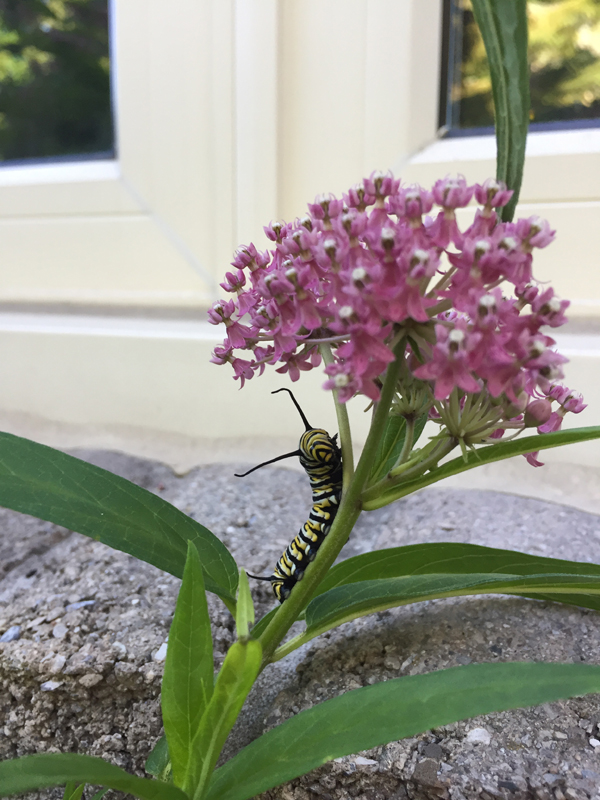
<box><xmin>456</xmin><ymin>0</ymin><xmax>600</xmax><ymax>128</ymax></box>
<box><xmin>0</xmin><ymin>0</ymin><xmax>112</xmax><ymax>161</ymax></box>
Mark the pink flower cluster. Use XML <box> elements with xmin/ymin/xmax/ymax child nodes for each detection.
<box><xmin>210</xmin><ymin>172</ymin><xmax>585</xmax><ymax>446</ymax></box>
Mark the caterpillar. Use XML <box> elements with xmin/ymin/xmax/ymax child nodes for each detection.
<box><xmin>235</xmin><ymin>388</ymin><xmax>343</xmax><ymax>603</ymax></box>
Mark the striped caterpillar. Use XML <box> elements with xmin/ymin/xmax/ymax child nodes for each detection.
<box><xmin>235</xmin><ymin>389</ymin><xmax>343</xmax><ymax>602</ymax></box>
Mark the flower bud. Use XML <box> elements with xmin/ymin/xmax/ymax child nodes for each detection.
<box><xmin>524</xmin><ymin>399</ymin><xmax>553</xmax><ymax>427</ymax></box>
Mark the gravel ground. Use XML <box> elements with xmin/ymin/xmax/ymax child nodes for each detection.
<box><xmin>1</xmin><ymin>449</ymin><xmax>600</xmax><ymax>799</ymax></box>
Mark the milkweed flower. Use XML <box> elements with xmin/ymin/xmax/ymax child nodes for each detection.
<box><xmin>210</xmin><ymin>171</ymin><xmax>584</xmax><ymax>458</ymax></box>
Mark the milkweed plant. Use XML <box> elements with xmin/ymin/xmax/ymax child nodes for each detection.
<box><xmin>4</xmin><ymin>2</ymin><xmax>600</xmax><ymax>800</ymax></box>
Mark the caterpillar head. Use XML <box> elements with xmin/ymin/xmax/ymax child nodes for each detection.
<box><xmin>300</xmin><ymin>429</ymin><xmax>339</xmax><ymax>464</ymax></box>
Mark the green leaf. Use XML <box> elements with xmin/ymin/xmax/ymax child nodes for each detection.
<box><xmin>206</xmin><ymin>662</ymin><xmax>600</xmax><ymax>800</ymax></box>
<box><xmin>369</xmin><ymin>414</ymin><xmax>427</xmax><ymax>485</ymax></box>
<box><xmin>162</xmin><ymin>541</ymin><xmax>214</xmax><ymax>787</ymax></box>
<box><xmin>471</xmin><ymin>0</ymin><xmax>529</xmax><ymax>221</ymax></box>
<box><xmin>235</xmin><ymin>569</ymin><xmax>255</xmax><ymax>640</ymax></box>
<box><xmin>317</xmin><ymin>542</ymin><xmax>600</xmax><ymax>611</ymax></box>
<box><xmin>0</xmin><ymin>431</ymin><xmax>238</xmax><ymax>602</ymax></box>
<box><xmin>62</xmin><ymin>782</ymin><xmax>85</xmax><ymax>800</ymax></box>
<box><xmin>363</xmin><ymin>426</ymin><xmax>600</xmax><ymax>510</ymax></box>
<box><xmin>305</xmin><ymin>572</ymin><xmax>600</xmax><ymax>638</ymax></box>
<box><xmin>250</xmin><ymin>607</ymin><xmax>278</xmax><ymax>640</ymax></box>
<box><xmin>146</xmin><ymin>736</ymin><xmax>171</xmax><ymax>782</ymax></box>
<box><xmin>0</xmin><ymin>753</ymin><xmax>187</xmax><ymax>800</ymax></box>
<box><xmin>183</xmin><ymin>639</ymin><xmax>262</xmax><ymax>798</ymax></box>
<box><xmin>89</xmin><ymin>791</ymin><xmax>109</xmax><ymax>800</ymax></box>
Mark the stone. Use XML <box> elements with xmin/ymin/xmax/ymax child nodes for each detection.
<box><xmin>51</xmin><ymin>623</ymin><xmax>68</xmax><ymax>640</ymax></box>
<box><xmin>65</xmin><ymin>600</ymin><xmax>95</xmax><ymax>612</ymax></box>
<box><xmin>79</xmin><ymin>673</ymin><xmax>103</xmax><ymax>688</ymax></box>
<box><xmin>0</xmin><ymin>625</ymin><xmax>21</xmax><ymax>642</ymax></box>
<box><xmin>40</xmin><ymin>680</ymin><xmax>63</xmax><ymax>692</ymax></box>
<box><xmin>3</xmin><ymin>450</ymin><xmax>600</xmax><ymax>800</ymax></box>
<box><xmin>152</xmin><ymin>642</ymin><xmax>168</xmax><ymax>662</ymax></box>
<box><xmin>465</xmin><ymin>727</ymin><xmax>492</xmax><ymax>745</ymax></box>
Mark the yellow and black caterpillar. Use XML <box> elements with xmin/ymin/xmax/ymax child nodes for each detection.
<box><xmin>235</xmin><ymin>389</ymin><xmax>343</xmax><ymax>603</ymax></box>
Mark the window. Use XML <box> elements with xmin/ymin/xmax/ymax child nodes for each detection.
<box><xmin>0</xmin><ymin>0</ymin><xmax>113</xmax><ymax>163</ymax></box>
<box><xmin>441</xmin><ymin>0</ymin><xmax>600</xmax><ymax>135</ymax></box>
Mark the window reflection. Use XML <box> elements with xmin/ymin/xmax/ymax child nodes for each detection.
<box><xmin>0</xmin><ymin>0</ymin><xmax>113</xmax><ymax>163</ymax></box>
<box><xmin>443</xmin><ymin>0</ymin><xmax>600</xmax><ymax>133</ymax></box>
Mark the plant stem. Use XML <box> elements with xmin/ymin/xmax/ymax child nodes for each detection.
<box><xmin>257</xmin><ymin>347</ymin><xmax>404</xmax><ymax>666</ymax></box>
<box><xmin>320</xmin><ymin>343</ymin><xmax>354</xmax><ymax>491</ymax></box>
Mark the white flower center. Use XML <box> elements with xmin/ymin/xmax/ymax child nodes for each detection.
<box><xmin>449</xmin><ymin>329</ymin><xmax>465</xmax><ymax>345</ymax></box>
<box><xmin>334</xmin><ymin>374</ymin><xmax>350</xmax><ymax>388</ymax></box>
<box><xmin>548</xmin><ymin>297</ymin><xmax>561</xmax><ymax>313</ymax></box>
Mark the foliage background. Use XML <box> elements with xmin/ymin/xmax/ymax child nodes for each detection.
<box><xmin>0</xmin><ymin>0</ymin><xmax>112</xmax><ymax>161</ymax></box>
<box><xmin>455</xmin><ymin>0</ymin><xmax>600</xmax><ymax>128</ymax></box>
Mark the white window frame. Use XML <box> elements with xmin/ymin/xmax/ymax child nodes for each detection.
<box><xmin>0</xmin><ymin>0</ymin><xmax>277</xmax><ymax>311</ymax></box>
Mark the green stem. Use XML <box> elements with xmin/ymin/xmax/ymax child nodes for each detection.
<box><xmin>257</xmin><ymin>347</ymin><xmax>404</xmax><ymax>666</ymax></box>
<box><xmin>320</xmin><ymin>343</ymin><xmax>354</xmax><ymax>492</ymax></box>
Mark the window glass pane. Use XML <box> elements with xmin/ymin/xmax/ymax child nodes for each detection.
<box><xmin>0</xmin><ymin>0</ymin><xmax>113</xmax><ymax>162</ymax></box>
<box><xmin>443</xmin><ymin>0</ymin><xmax>600</xmax><ymax>133</ymax></box>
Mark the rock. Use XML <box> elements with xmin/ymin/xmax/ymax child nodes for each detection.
<box><xmin>48</xmin><ymin>654</ymin><xmax>66</xmax><ymax>674</ymax></box>
<box><xmin>79</xmin><ymin>673</ymin><xmax>103</xmax><ymax>688</ymax></box>
<box><xmin>51</xmin><ymin>623</ymin><xmax>68</xmax><ymax>640</ymax></box>
<box><xmin>465</xmin><ymin>727</ymin><xmax>492</xmax><ymax>744</ymax></box>
<box><xmin>65</xmin><ymin>600</ymin><xmax>95</xmax><ymax>612</ymax></box>
<box><xmin>3</xmin><ymin>451</ymin><xmax>600</xmax><ymax>800</ymax></box>
<box><xmin>152</xmin><ymin>642</ymin><xmax>168</xmax><ymax>662</ymax></box>
<box><xmin>0</xmin><ymin>624</ymin><xmax>20</xmax><ymax>642</ymax></box>
<box><xmin>40</xmin><ymin>680</ymin><xmax>64</xmax><ymax>692</ymax></box>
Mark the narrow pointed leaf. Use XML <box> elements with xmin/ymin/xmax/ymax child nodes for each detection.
<box><xmin>236</xmin><ymin>569</ymin><xmax>255</xmax><ymax>639</ymax></box>
<box><xmin>62</xmin><ymin>783</ymin><xmax>85</xmax><ymax>800</ymax></box>
<box><xmin>0</xmin><ymin>431</ymin><xmax>238</xmax><ymax>601</ymax></box>
<box><xmin>364</xmin><ymin>427</ymin><xmax>600</xmax><ymax>510</ymax></box>
<box><xmin>162</xmin><ymin>541</ymin><xmax>214</xmax><ymax>786</ymax></box>
<box><xmin>183</xmin><ymin>639</ymin><xmax>262</xmax><ymax>798</ymax></box>
<box><xmin>471</xmin><ymin>0</ymin><xmax>529</xmax><ymax>221</ymax></box>
<box><xmin>369</xmin><ymin>414</ymin><xmax>427</xmax><ymax>484</ymax></box>
<box><xmin>206</xmin><ymin>662</ymin><xmax>600</xmax><ymax>800</ymax></box>
<box><xmin>317</xmin><ymin>542</ymin><xmax>600</xmax><ymax>610</ymax></box>
<box><xmin>305</xmin><ymin>573</ymin><xmax>600</xmax><ymax>639</ymax></box>
<box><xmin>0</xmin><ymin>753</ymin><xmax>187</xmax><ymax>800</ymax></box>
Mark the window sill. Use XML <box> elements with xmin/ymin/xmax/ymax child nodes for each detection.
<box><xmin>410</xmin><ymin>127</ymin><xmax>600</xmax><ymax>166</ymax></box>
<box><xmin>402</xmin><ymin>127</ymin><xmax>600</xmax><ymax>203</ymax></box>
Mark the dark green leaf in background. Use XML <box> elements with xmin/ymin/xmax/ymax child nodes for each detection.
<box><xmin>0</xmin><ymin>753</ymin><xmax>187</xmax><ymax>800</ymax></box>
<box><xmin>206</xmin><ymin>662</ymin><xmax>600</xmax><ymax>800</ymax></box>
<box><xmin>305</xmin><ymin>572</ymin><xmax>600</xmax><ymax>638</ymax></box>
<box><xmin>162</xmin><ymin>541</ymin><xmax>214</xmax><ymax>786</ymax></box>
<box><xmin>251</xmin><ymin>607</ymin><xmax>278</xmax><ymax>640</ymax></box>
<box><xmin>145</xmin><ymin>736</ymin><xmax>170</xmax><ymax>782</ymax></box>
<box><xmin>0</xmin><ymin>432</ymin><xmax>238</xmax><ymax>602</ymax></box>
<box><xmin>369</xmin><ymin>413</ymin><xmax>428</xmax><ymax>485</ymax></box>
<box><xmin>471</xmin><ymin>0</ymin><xmax>529</xmax><ymax>221</ymax></box>
<box><xmin>318</xmin><ymin>542</ymin><xmax>600</xmax><ymax>610</ymax></box>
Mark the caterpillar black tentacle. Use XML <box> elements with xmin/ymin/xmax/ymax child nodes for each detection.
<box><xmin>236</xmin><ymin>389</ymin><xmax>343</xmax><ymax>603</ymax></box>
